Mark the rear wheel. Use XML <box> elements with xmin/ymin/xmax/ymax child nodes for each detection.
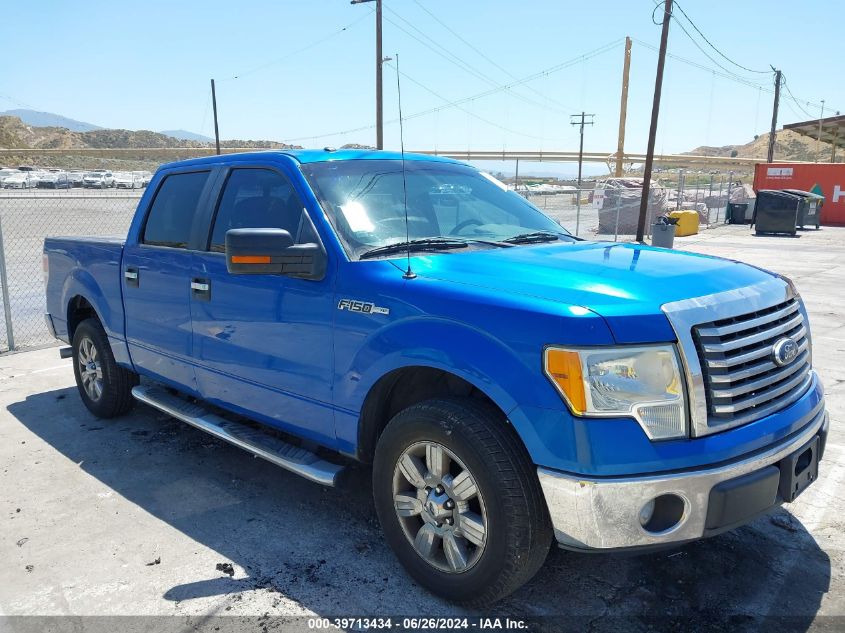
<box><xmin>373</xmin><ymin>398</ymin><xmax>552</xmax><ymax>605</ymax></box>
<box><xmin>72</xmin><ymin>318</ymin><xmax>138</xmax><ymax>418</ymax></box>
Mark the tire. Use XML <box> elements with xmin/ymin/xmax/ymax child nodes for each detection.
<box><xmin>373</xmin><ymin>398</ymin><xmax>552</xmax><ymax>606</ymax></box>
<box><xmin>72</xmin><ymin>318</ymin><xmax>139</xmax><ymax>418</ymax></box>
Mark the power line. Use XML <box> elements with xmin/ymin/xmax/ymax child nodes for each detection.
<box><xmin>409</xmin><ymin>0</ymin><xmax>570</xmax><ymax>111</ymax></box>
<box><xmin>673</xmin><ymin>2</ymin><xmax>769</xmax><ymax>74</ymax></box>
<box><xmin>280</xmin><ymin>40</ymin><xmax>622</xmax><ymax>143</ymax></box>
<box><xmin>382</xmin><ymin>6</ymin><xmax>572</xmax><ymax>114</ymax></box>
<box><xmin>781</xmin><ymin>75</ymin><xmax>816</xmax><ymax>119</ymax></box>
<box><xmin>219</xmin><ymin>10</ymin><xmax>374</xmax><ymax>81</ymax></box>
<box><xmin>635</xmin><ymin>37</ymin><xmax>837</xmax><ymax>125</ymax></box>
<box><xmin>670</xmin><ymin>12</ymin><xmax>772</xmax><ymax>85</ymax></box>
<box><xmin>633</xmin><ymin>37</ymin><xmax>769</xmax><ymax>91</ymax></box>
<box><xmin>385</xmin><ymin>61</ymin><xmax>571</xmax><ymax>142</ymax></box>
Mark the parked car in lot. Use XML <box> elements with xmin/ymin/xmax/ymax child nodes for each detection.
<box><xmin>82</xmin><ymin>170</ymin><xmax>115</xmax><ymax>188</ymax></box>
<box><xmin>44</xmin><ymin>150</ymin><xmax>829</xmax><ymax>605</ymax></box>
<box><xmin>114</xmin><ymin>172</ymin><xmax>144</xmax><ymax>189</ymax></box>
<box><xmin>0</xmin><ymin>168</ymin><xmax>20</xmax><ymax>185</ymax></box>
<box><xmin>68</xmin><ymin>171</ymin><xmax>85</xmax><ymax>188</ymax></box>
<box><xmin>37</xmin><ymin>171</ymin><xmax>71</xmax><ymax>189</ymax></box>
<box><xmin>3</xmin><ymin>171</ymin><xmax>39</xmax><ymax>188</ymax></box>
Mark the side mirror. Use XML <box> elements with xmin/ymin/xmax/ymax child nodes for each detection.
<box><xmin>225</xmin><ymin>228</ymin><xmax>327</xmax><ymax>280</ymax></box>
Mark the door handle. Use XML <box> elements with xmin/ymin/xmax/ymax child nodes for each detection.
<box><xmin>124</xmin><ymin>267</ymin><xmax>139</xmax><ymax>287</ymax></box>
<box><xmin>191</xmin><ymin>278</ymin><xmax>211</xmax><ymax>301</ymax></box>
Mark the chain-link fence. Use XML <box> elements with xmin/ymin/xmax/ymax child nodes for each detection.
<box><xmin>0</xmin><ymin>168</ymin><xmax>753</xmax><ymax>353</ymax></box>
<box><xmin>519</xmin><ymin>170</ymin><xmax>746</xmax><ymax>241</ymax></box>
<box><xmin>0</xmin><ymin>189</ymin><xmax>139</xmax><ymax>352</ymax></box>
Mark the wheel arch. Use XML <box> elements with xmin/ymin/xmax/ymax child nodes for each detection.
<box><xmin>357</xmin><ymin>365</ymin><xmax>512</xmax><ymax>464</ymax></box>
<box><xmin>66</xmin><ymin>294</ymin><xmax>100</xmax><ymax>341</ymax></box>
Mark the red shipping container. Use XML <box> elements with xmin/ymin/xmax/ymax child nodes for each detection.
<box><xmin>753</xmin><ymin>163</ymin><xmax>845</xmax><ymax>225</ymax></box>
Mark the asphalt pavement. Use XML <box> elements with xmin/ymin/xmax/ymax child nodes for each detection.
<box><xmin>0</xmin><ymin>223</ymin><xmax>842</xmax><ymax>631</ymax></box>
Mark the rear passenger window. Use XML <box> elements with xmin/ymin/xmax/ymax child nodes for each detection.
<box><xmin>143</xmin><ymin>171</ymin><xmax>210</xmax><ymax>248</ymax></box>
<box><xmin>209</xmin><ymin>168</ymin><xmax>308</xmax><ymax>252</ymax></box>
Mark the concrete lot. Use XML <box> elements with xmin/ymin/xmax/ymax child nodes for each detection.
<box><xmin>0</xmin><ymin>223</ymin><xmax>843</xmax><ymax>629</ymax></box>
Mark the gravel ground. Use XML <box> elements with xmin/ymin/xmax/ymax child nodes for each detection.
<box><xmin>0</xmin><ymin>221</ymin><xmax>842</xmax><ymax>631</ymax></box>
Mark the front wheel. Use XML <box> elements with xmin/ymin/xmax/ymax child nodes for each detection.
<box><xmin>72</xmin><ymin>318</ymin><xmax>139</xmax><ymax>418</ymax></box>
<box><xmin>373</xmin><ymin>398</ymin><xmax>552</xmax><ymax>606</ymax></box>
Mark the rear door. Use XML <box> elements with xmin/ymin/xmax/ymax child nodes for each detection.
<box><xmin>189</xmin><ymin>165</ymin><xmax>336</xmax><ymax>445</ymax></box>
<box><xmin>123</xmin><ymin>169</ymin><xmax>214</xmax><ymax>393</ymax></box>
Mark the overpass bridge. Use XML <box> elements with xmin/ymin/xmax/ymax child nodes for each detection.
<box><xmin>0</xmin><ymin>147</ymin><xmax>797</xmax><ymax>170</ymax></box>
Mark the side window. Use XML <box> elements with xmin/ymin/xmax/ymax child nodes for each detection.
<box><xmin>209</xmin><ymin>168</ymin><xmax>309</xmax><ymax>252</ymax></box>
<box><xmin>143</xmin><ymin>171</ymin><xmax>210</xmax><ymax>248</ymax></box>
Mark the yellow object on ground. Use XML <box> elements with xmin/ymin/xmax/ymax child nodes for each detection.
<box><xmin>668</xmin><ymin>210</ymin><xmax>700</xmax><ymax>237</ymax></box>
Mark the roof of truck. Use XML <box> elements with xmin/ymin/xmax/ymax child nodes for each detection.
<box><xmin>159</xmin><ymin>149</ymin><xmax>464</xmax><ymax>171</ymax></box>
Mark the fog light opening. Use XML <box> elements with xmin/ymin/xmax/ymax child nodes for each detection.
<box><xmin>639</xmin><ymin>494</ymin><xmax>686</xmax><ymax>534</ymax></box>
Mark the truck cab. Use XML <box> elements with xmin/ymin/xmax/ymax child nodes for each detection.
<box><xmin>44</xmin><ymin>150</ymin><xmax>828</xmax><ymax>605</ymax></box>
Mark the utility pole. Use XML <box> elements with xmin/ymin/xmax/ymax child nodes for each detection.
<box><xmin>766</xmin><ymin>69</ymin><xmax>782</xmax><ymax>163</ymax></box>
<box><xmin>615</xmin><ymin>37</ymin><xmax>632</xmax><ymax>177</ymax></box>
<box><xmin>571</xmin><ymin>112</ymin><xmax>594</xmax><ymax>238</ymax></box>
<box><xmin>351</xmin><ymin>0</ymin><xmax>384</xmax><ymax>149</ymax></box>
<box><xmin>210</xmin><ymin>78</ymin><xmax>221</xmax><ymax>155</ymax></box>
<box><xmin>817</xmin><ymin>99</ymin><xmax>825</xmax><ymax>157</ymax></box>
<box><xmin>570</xmin><ymin>112</ymin><xmax>594</xmax><ymax>189</ymax></box>
<box><xmin>636</xmin><ymin>0</ymin><xmax>672</xmax><ymax>243</ymax></box>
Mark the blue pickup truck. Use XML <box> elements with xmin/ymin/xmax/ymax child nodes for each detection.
<box><xmin>44</xmin><ymin>150</ymin><xmax>828</xmax><ymax>604</ymax></box>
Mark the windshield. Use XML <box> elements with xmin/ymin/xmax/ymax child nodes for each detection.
<box><xmin>301</xmin><ymin>159</ymin><xmax>573</xmax><ymax>260</ymax></box>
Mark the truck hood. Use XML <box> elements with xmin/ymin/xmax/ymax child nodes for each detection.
<box><xmin>404</xmin><ymin>241</ymin><xmax>779</xmax><ymax>344</ymax></box>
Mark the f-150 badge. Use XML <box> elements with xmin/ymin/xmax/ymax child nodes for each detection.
<box><xmin>337</xmin><ymin>299</ymin><xmax>390</xmax><ymax>315</ymax></box>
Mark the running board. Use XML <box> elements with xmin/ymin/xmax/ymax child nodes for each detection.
<box><xmin>131</xmin><ymin>385</ymin><xmax>345</xmax><ymax>486</ymax></box>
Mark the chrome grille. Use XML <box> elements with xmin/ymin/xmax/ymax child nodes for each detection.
<box><xmin>692</xmin><ymin>297</ymin><xmax>812</xmax><ymax>428</ymax></box>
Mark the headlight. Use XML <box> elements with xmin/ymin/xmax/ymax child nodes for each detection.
<box><xmin>544</xmin><ymin>344</ymin><xmax>687</xmax><ymax>440</ymax></box>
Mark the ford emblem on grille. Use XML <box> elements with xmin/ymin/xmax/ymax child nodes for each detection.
<box><xmin>772</xmin><ymin>337</ymin><xmax>799</xmax><ymax>367</ymax></box>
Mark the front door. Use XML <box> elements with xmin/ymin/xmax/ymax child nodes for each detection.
<box><xmin>189</xmin><ymin>166</ymin><xmax>336</xmax><ymax>446</ymax></box>
<box><xmin>123</xmin><ymin>169</ymin><xmax>213</xmax><ymax>393</ymax></box>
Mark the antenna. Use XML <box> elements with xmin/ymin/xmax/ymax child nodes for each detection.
<box><xmin>394</xmin><ymin>53</ymin><xmax>416</xmax><ymax>280</ymax></box>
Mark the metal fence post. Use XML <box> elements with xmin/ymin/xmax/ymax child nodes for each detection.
<box><xmin>676</xmin><ymin>169</ymin><xmax>685</xmax><ymax>210</ymax></box>
<box><xmin>725</xmin><ymin>172</ymin><xmax>734</xmax><ymax>225</ymax></box>
<box><xmin>614</xmin><ymin>194</ymin><xmax>622</xmax><ymax>242</ymax></box>
<box><xmin>575</xmin><ymin>189</ymin><xmax>582</xmax><ymax>237</ymax></box>
<box><xmin>0</xmin><ymin>212</ymin><xmax>15</xmax><ymax>351</ymax></box>
<box><xmin>706</xmin><ymin>174</ymin><xmax>714</xmax><ymax>225</ymax></box>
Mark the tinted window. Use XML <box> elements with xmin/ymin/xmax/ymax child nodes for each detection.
<box><xmin>143</xmin><ymin>171</ymin><xmax>210</xmax><ymax>248</ymax></box>
<box><xmin>209</xmin><ymin>168</ymin><xmax>307</xmax><ymax>252</ymax></box>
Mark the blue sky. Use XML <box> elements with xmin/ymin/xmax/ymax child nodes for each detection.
<box><xmin>1</xmin><ymin>0</ymin><xmax>841</xmax><ymax>170</ymax></box>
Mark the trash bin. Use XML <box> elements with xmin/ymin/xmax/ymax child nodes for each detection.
<box><xmin>668</xmin><ymin>210</ymin><xmax>700</xmax><ymax>236</ymax></box>
<box><xmin>754</xmin><ymin>190</ymin><xmax>801</xmax><ymax>236</ymax></box>
<box><xmin>727</xmin><ymin>202</ymin><xmax>750</xmax><ymax>225</ymax></box>
<box><xmin>651</xmin><ymin>223</ymin><xmax>676</xmax><ymax>248</ymax></box>
<box><xmin>782</xmin><ymin>189</ymin><xmax>823</xmax><ymax>229</ymax></box>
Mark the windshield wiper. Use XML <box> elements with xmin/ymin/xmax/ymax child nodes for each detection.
<box><xmin>359</xmin><ymin>237</ymin><xmax>469</xmax><ymax>259</ymax></box>
<box><xmin>503</xmin><ymin>231</ymin><xmax>564</xmax><ymax>244</ymax></box>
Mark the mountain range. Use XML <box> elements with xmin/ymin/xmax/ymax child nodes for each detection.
<box><xmin>0</xmin><ymin>109</ymin><xmax>213</xmax><ymax>144</ymax></box>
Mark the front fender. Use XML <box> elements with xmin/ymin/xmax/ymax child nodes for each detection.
<box><xmin>334</xmin><ymin>315</ymin><xmax>601</xmax><ymax>463</ymax></box>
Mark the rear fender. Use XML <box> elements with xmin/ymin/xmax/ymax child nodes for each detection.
<box><xmin>61</xmin><ymin>268</ymin><xmax>131</xmax><ymax>367</ymax></box>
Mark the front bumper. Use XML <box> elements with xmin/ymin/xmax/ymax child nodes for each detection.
<box><xmin>538</xmin><ymin>402</ymin><xmax>828</xmax><ymax>551</ymax></box>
